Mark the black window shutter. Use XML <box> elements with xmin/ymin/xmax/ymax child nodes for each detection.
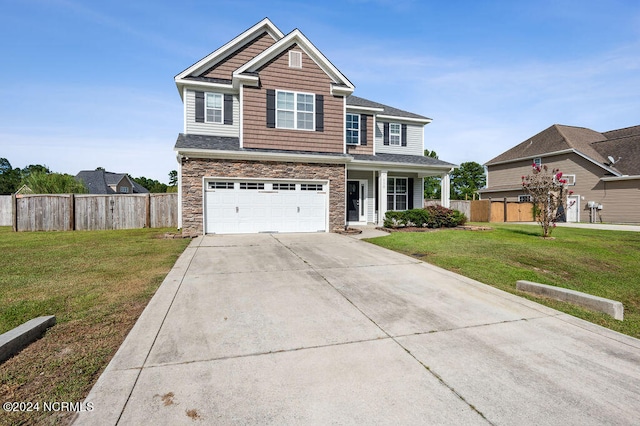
<box><xmin>266</xmin><ymin>89</ymin><xmax>275</xmax><ymax>128</ymax></box>
<box><xmin>360</xmin><ymin>115</ymin><xmax>367</xmax><ymax>145</ymax></box>
<box><xmin>195</xmin><ymin>91</ymin><xmax>204</xmax><ymax>123</ymax></box>
<box><xmin>383</xmin><ymin>122</ymin><xmax>390</xmax><ymax>145</ymax></box>
<box><xmin>224</xmin><ymin>94</ymin><xmax>233</xmax><ymax>125</ymax></box>
<box><xmin>315</xmin><ymin>95</ymin><xmax>324</xmax><ymax>132</ymax></box>
<box><xmin>408</xmin><ymin>178</ymin><xmax>414</xmax><ymax>209</ymax></box>
<box><xmin>401</xmin><ymin>124</ymin><xmax>408</xmax><ymax>146</ymax></box>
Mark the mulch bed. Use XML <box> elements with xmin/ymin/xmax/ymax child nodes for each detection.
<box><xmin>378</xmin><ymin>225</ymin><xmax>492</xmax><ymax>233</ymax></box>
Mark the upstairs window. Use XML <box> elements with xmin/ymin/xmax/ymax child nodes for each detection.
<box><xmin>389</xmin><ymin>123</ymin><xmax>401</xmax><ymax>145</ymax></box>
<box><xmin>533</xmin><ymin>157</ymin><xmax>542</xmax><ymax>167</ymax></box>
<box><xmin>346</xmin><ymin>113</ymin><xmax>360</xmax><ymax>145</ymax></box>
<box><xmin>276</xmin><ymin>90</ymin><xmax>315</xmax><ymax>130</ymax></box>
<box><xmin>205</xmin><ymin>93</ymin><xmax>223</xmax><ymax>123</ymax></box>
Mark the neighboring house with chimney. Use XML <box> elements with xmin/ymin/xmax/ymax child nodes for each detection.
<box><xmin>173</xmin><ymin>18</ymin><xmax>455</xmax><ymax>235</ymax></box>
<box><xmin>479</xmin><ymin>124</ymin><xmax>640</xmax><ymax>223</ymax></box>
<box><xmin>76</xmin><ymin>169</ymin><xmax>149</xmax><ymax>195</ymax></box>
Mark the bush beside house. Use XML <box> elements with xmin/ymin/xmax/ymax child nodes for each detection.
<box><xmin>384</xmin><ymin>205</ymin><xmax>467</xmax><ymax>229</ymax></box>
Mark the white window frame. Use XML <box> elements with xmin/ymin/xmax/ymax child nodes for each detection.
<box><xmin>346</xmin><ymin>113</ymin><xmax>360</xmax><ymax>145</ymax></box>
<box><xmin>387</xmin><ymin>177</ymin><xmax>408</xmax><ymax>211</ymax></box>
<box><xmin>389</xmin><ymin>123</ymin><xmax>401</xmax><ymax>146</ymax></box>
<box><xmin>559</xmin><ymin>174</ymin><xmax>576</xmax><ymax>185</ymax></box>
<box><xmin>205</xmin><ymin>92</ymin><xmax>223</xmax><ymax>124</ymax></box>
<box><xmin>119</xmin><ymin>186</ymin><xmax>129</xmax><ymax>194</ymax></box>
<box><xmin>276</xmin><ymin>90</ymin><xmax>315</xmax><ymax>131</ymax></box>
<box><xmin>518</xmin><ymin>195</ymin><xmax>532</xmax><ymax>202</ymax></box>
<box><xmin>533</xmin><ymin>157</ymin><xmax>542</xmax><ymax>167</ymax></box>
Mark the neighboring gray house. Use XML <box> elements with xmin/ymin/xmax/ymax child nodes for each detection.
<box><xmin>479</xmin><ymin>124</ymin><xmax>640</xmax><ymax>223</ymax></box>
<box><xmin>75</xmin><ymin>170</ymin><xmax>149</xmax><ymax>195</ymax></box>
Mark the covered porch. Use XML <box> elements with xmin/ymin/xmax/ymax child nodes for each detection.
<box><xmin>346</xmin><ymin>162</ymin><xmax>453</xmax><ymax>226</ymax></box>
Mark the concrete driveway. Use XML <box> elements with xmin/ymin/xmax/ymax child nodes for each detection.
<box><xmin>75</xmin><ymin>232</ymin><xmax>640</xmax><ymax>425</ymax></box>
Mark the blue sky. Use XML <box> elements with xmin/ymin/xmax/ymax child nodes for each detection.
<box><xmin>2</xmin><ymin>0</ymin><xmax>639</xmax><ymax>183</ymax></box>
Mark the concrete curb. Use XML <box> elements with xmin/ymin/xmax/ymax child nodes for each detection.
<box><xmin>516</xmin><ymin>280</ymin><xmax>624</xmax><ymax>320</ymax></box>
<box><xmin>0</xmin><ymin>315</ymin><xmax>56</xmax><ymax>362</ymax></box>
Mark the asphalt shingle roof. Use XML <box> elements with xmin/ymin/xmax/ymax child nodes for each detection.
<box><xmin>175</xmin><ymin>134</ymin><xmax>453</xmax><ymax>168</ymax></box>
<box><xmin>346</xmin><ymin>95</ymin><xmax>432</xmax><ymax>121</ymax></box>
<box><xmin>593</xmin><ymin>126</ymin><xmax>640</xmax><ymax>175</ymax></box>
<box><xmin>485</xmin><ymin>124</ymin><xmax>608</xmax><ymax>165</ymax></box>
<box><xmin>75</xmin><ymin>170</ymin><xmax>149</xmax><ymax>194</ymax></box>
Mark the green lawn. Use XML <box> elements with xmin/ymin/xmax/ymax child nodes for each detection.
<box><xmin>367</xmin><ymin>223</ymin><xmax>640</xmax><ymax>339</ymax></box>
<box><xmin>0</xmin><ymin>227</ymin><xmax>190</xmax><ymax>425</ymax></box>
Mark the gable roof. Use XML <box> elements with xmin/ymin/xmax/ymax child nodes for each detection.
<box><xmin>175</xmin><ymin>18</ymin><xmax>283</xmax><ymax>82</ymax></box>
<box><xmin>347</xmin><ymin>95</ymin><xmax>432</xmax><ymax>123</ymax></box>
<box><xmin>175</xmin><ymin>18</ymin><xmax>354</xmax><ymax>97</ymax></box>
<box><xmin>233</xmin><ymin>28</ymin><xmax>354</xmax><ymax>95</ymax></box>
<box><xmin>76</xmin><ymin>170</ymin><xmax>149</xmax><ymax>194</ymax></box>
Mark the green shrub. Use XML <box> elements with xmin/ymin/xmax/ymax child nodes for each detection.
<box><xmin>404</xmin><ymin>209</ymin><xmax>431</xmax><ymax>227</ymax></box>
<box><xmin>384</xmin><ymin>206</ymin><xmax>466</xmax><ymax>228</ymax></box>
<box><xmin>383</xmin><ymin>211</ymin><xmax>407</xmax><ymax>228</ymax></box>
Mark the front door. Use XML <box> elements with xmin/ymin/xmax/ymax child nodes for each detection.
<box><xmin>566</xmin><ymin>195</ymin><xmax>580</xmax><ymax>222</ymax></box>
<box><xmin>347</xmin><ymin>181</ymin><xmax>359</xmax><ymax>222</ymax></box>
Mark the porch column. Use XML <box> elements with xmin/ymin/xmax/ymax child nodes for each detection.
<box><xmin>378</xmin><ymin>170</ymin><xmax>388</xmax><ymax>226</ymax></box>
<box><xmin>440</xmin><ymin>173</ymin><xmax>451</xmax><ymax>208</ymax></box>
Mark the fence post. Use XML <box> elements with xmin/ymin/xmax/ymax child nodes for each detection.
<box><xmin>69</xmin><ymin>194</ymin><xmax>75</xmax><ymax>231</ymax></box>
<box><xmin>488</xmin><ymin>197</ymin><xmax>492</xmax><ymax>223</ymax></box>
<box><xmin>12</xmin><ymin>193</ymin><xmax>17</xmax><ymax>232</ymax></box>
<box><xmin>145</xmin><ymin>193</ymin><xmax>151</xmax><ymax>228</ymax></box>
<box><xmin>503</xmin><ymin>198</ymin><xmax>508</xmax><ymax>222</ymax></box>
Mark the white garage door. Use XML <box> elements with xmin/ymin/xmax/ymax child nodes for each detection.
<box><xmin>205</xmin><ymin>179</ymin><xmax>327</xmax><ymax>234</ymax></box>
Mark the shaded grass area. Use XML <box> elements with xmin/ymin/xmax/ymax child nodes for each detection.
<box><xmin>0</xmin><ymin>227</ymin><xmax>190</xmax><ymax>425</ymax></box>
<box><xmin>367</xmin><ymin>224</ymin><xmax>640</xmax><ymax>338</ymax></box>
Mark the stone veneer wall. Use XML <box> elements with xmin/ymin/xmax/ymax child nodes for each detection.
<box><xmin>181</xmin><ymin>158</ymin><xmax>346</xmax><ymax>235</ymax></box>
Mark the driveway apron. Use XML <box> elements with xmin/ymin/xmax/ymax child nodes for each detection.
<box><xmin>74</xmin><ymin>233</ymin><xmax>640</xmax><ymax>425</ymax></box>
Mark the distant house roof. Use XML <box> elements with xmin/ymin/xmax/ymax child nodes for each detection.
<box><xmin>76</xmin><ymin>170</ymin><xmax>149</xmax><ymax>194</ymax></box>
<box><xmin>485</xmin><ymin>124</ymin><xmax>640</xmax><ymax>177</ymax></box>
<box><xmin>485</xmin><ymin>124</ymin><xmax>608</xmax><ymax>165</ymax></box>
<box><xmin>593</xmin><ymin>126</ymin><xmax>640</xmax><ymax>176</ymax></box>
<box><xmin>346</xmin><ymin>95</ymin><xmax>432</xmax><ymax>122</ymax></box>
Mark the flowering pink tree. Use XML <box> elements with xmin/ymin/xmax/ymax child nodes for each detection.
<box><xmin>521</xmin><ymin>164</ymin><xmax>573</xmax><ymax>238</ymax></box>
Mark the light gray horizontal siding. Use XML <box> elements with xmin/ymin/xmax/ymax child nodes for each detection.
<box><xmin>185</xmin><ymin>89</ymin><xmax>239</xmax><ymax>137</ymax></box>
<box><xmin>375</xmin><ymin>121</ymin><xmax>424</xmax><ymax>156</ymax></box>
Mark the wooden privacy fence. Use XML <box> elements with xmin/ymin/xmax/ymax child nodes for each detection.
<box><xmin>469</xmin><ymin>199</ymin><xmax>534</xmax><ymax>222</ymax></box>
<box><xmin>0</xmin><ymin>195</ymin><xmax>12</xmax><ymax>226</ymax></box>
<box><xmin>426</xmin><ymin>199</ymin><xmax>534</xmax><ymax>222</ymax></box>
<box><xmin>10</xmin><ymin>193</ymin><xmax>178</xmax><ymax>232</ymax></box>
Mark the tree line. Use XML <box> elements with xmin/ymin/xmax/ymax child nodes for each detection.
<box><xmin>0</xmin><ymin>158</ymin><xmax>177</xmax><ymax>195</ymax></box>
<box><xmin>423</xmin><ymin>150</ymin><xmax>486</xmax><ymax>200</ymax></box>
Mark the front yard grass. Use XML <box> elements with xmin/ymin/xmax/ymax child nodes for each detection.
<box><xmin>367</xmin><ymin>223</ymin><xmax>640</xmax><ymax>339</ymax></box>
<box><xmin>0</xmin><ymin>227</ymin><xmax>190</xmax><ymax>425</ymax></box>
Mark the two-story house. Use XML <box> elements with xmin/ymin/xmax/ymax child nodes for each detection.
<box><xmin>174</xmin><ymin>18</ymin><xmax>455</xmax><ymax>235</ymax></box>
<box><xmin>76</xmin><ymin>169</ymin><xmax>149</xmax><ymax>194</ymax></box>
<box><xmin>479</xmin><ymin>124</ymin><xmax>640</xmax><ymax>223</ymax></box>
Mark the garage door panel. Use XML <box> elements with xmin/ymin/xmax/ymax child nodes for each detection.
<box><xmin>205</xmin><ymin>180</ymin><xmax>327</xmax><ymax>234</ymax></box>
